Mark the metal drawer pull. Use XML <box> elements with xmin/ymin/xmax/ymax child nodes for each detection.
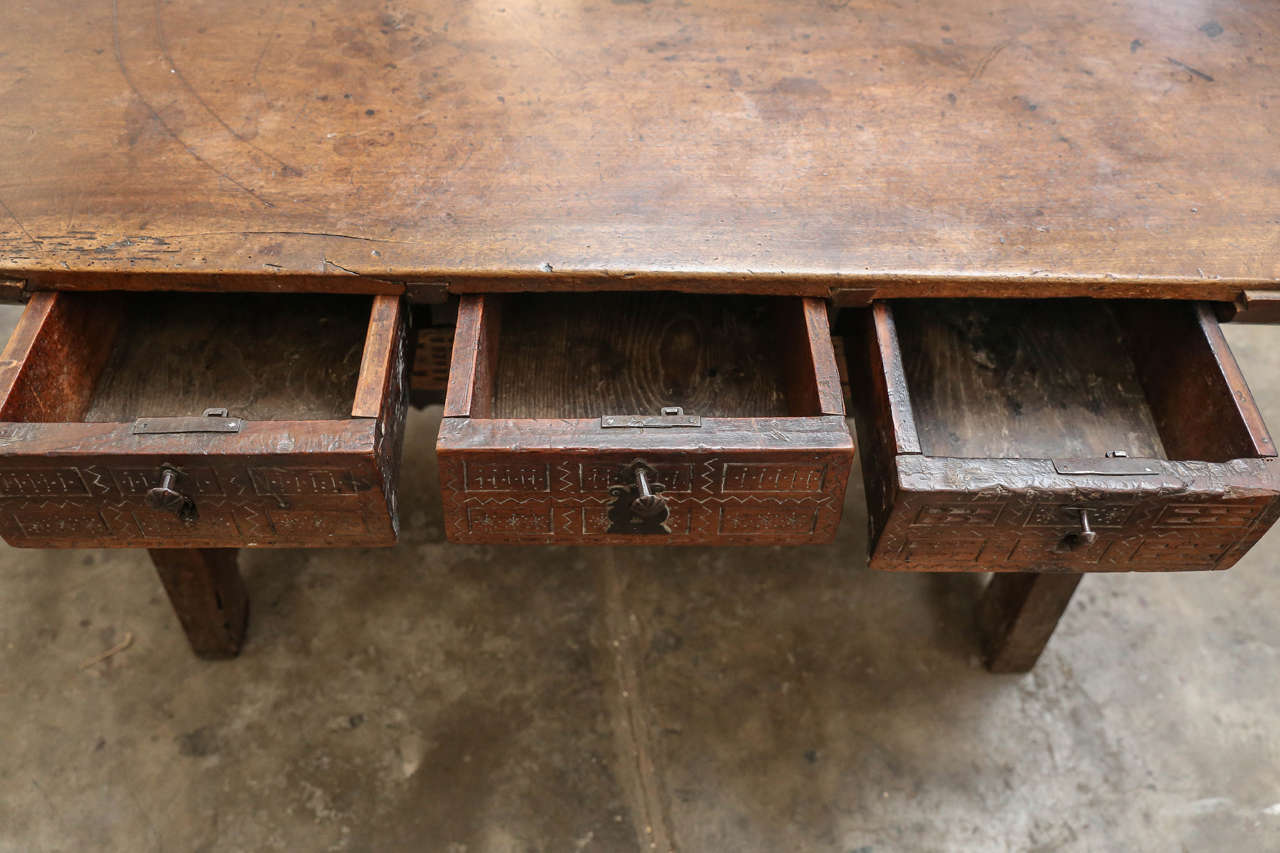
<box><xmin>146</xmin><ymin>467</ymin><xmax>198</xmax><ymax>523</ymax></box>
<box><xmin>607</xmin><ymin>460</ymin><xmax>671</xmax><ymax>534</ymax></box>
<box><xmin>1057</xmin><ymin>509</ymin><xmax>1097</xmax><ymax>552</ymax></box>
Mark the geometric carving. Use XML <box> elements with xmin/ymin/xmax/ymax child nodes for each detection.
<box><xmin>461</xmin><ymin>462</ymin><xmax>551</xmax><ymax>493</ymax></box>
<box><xmin>719</xmin><ymin>504</ymin><xmax>818</xmax><ymax>535</ymax></box>
<box><xmin>466</xmin><ymin>504</ymin><xmax>554</xmax><ymax>535</ymax></box>
<box><xmin>1153</xmin><ymin>503</ymin><xmax>1258</xmax><ymax>528</ymax></box>
<box><xmin>579</xmin><ymin>462</ymin><xmax>693</xmax><ymax>494</ymax></box>
<box><xmin>901</xmin><ymin>537</ymin><xmax>986</xmax><ymax>563</ymax></box>
<box><xmin>440</xmin><ymin>452</ymin><xmax>850</xmax><ymax>545</ymax></box>
<box><xmin>0</xmin><ymin>456</ymin><xmax>394</xmax><ymax>548</ymax></box>
<box><xmin>875</xmin><ymin>489</ymin><xmax>1279</xmax><ymax>573</ymax></box>
<box><xmin>113</xmin><ymin>467</ymin><xmax>224</xmax><ymax>496</ymax></box>
<box><xmin>721</xmin><ymin>462</ymin><xmax>826</xmax><ymax>493</ymax></box>
<box><xmin>270</xmin><ymin>509</ymin><xmax>369</xmax><ymax>537</ymax></box>
<box><xmin>1132</xmin><ymin>534</ymin><xmax>1230</xmax><ymax>562</ymax></box>
<box><xmin>912</xmin><ymin>501</ymin><xmax>1005</xmax><ymax>527</ymax></box>
<box><xmin>249</xmin><ymin>467</ymin><xmax>359</xmax><ymax>496</ymax></box>
<box><xmin>135</xmin><ymin>506</ymin><xmax>239</xmax><ymax>538</ymax></box>
<box><xmin>411</xmin><ymin>326</ymin><xmax>454</xmax><ymax>392</ymax></box>
<box><xmin>0</xmin><ymin>292</ymin><xmax>407</xmax><ymax>551</ymax></box>
<box><xmin>13</xmin><ymin>509</ymin><xmax>109</xmax><ymax>537</ymax></box>
<box><xmin>0</xmin><ymin>469</ymin><xmax>91</xmax><ymax>497</ymax></box>
<box><xmin>1025</xmin><ymin>502</ymin><xmax>1135</xmax><ymax>528</ymax></box>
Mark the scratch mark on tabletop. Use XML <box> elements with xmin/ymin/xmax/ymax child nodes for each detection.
<box><xmin>0</xmin><ymin>194</ymin><xmax>41</xmax><ymax>246</ymax></box>
<box><xmin>970</xmin><ymin>41</ymin><xmax>1010</xmax><ymax>82</ymax></box>
<box><xmin>152</xmin><ymin>0</ymin><xmax>302</xmax><ymax>175</ymax></box>
<box><xmin>150</xmin><ymin>229</ymin><xmax>421</xmax><ymax>244</ymax></box>
<box><xmin>323</xmin><ymin>258</ymin><xmax>363</xmax><ymax>275</ymax></box>
<box><xmin>251</xmin><ymin>0</ymin><xmax>289</xmax><ymax>102</ymax></box>
<box><xmin>1167</xmin><ymin>57</ymin><xmax>1214</xmax><ymax>82</ymax></box>
<box><xmin>111</xmin><ymin>0</ymin><xmax>275</xmax><ymax>207</ymax></box>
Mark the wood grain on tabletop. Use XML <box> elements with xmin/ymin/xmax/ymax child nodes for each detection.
<box><xmin>0</xmin><ymin>0</ymin><xmax>1275</xmax><ymax>298</ymax></box>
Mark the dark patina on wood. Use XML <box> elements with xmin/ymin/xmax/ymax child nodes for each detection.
<box><xmin>977</xmin><ymin>572</ymin><xmax>1083</xmax><ymax>674</ymax></box>
<box><xmin>437</xmin><ymin>293</ymin><xmax>854</xmax><ymax>545</ymax></box>
<box><xmin>0</xmin><ymin>0</ymin><xmax>1275</xmax><ymax>301</ymax></box>
<box><xmin>0</xmin><ymin>291</ymin><xmax>409</xmax><ymax>548</ymax></box>
<box><xmin>846</xmin><ymin>299</ymin><xmax>1280</xmax><ymax>573</ymax></box>
<box><xmin>149</xmin><ymin>547</ymin><xmax>248</xmax><ymax>659</ymax></box>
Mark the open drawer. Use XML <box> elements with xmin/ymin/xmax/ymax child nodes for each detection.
<box><xmin>436</xmin><ymin>293</ymin><xmax>853</xmax><ymax>544</ymax></box>
<box><xmin>0</xmin><ymin>291</ymin><xmax>407</xmax><ymax>548</ymax></box>
<box><xmin>847</xmin><ymin>299</ymin><xmax>1280</xmax><ymax>572</ymax></box>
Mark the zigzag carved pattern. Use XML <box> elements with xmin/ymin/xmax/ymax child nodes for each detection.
<box><xmin>439</xmin><ymin>452</ymin><xmax>850</xmax><ymax>544</ymax></box>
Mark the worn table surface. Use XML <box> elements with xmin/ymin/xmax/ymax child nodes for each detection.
<box><xmin>0</xmin><ymin>0</ymin><xmax>1275</xmax><ymax>298</ymax></box>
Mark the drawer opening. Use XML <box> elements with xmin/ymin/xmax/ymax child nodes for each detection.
<box><xmin>887</xmin><ymin>299</ymin><xmax>1274</xmax><ymax>463</ymax></box>
<box><xmin>437</xmin><ymin>292</ymin><xmax>853</xmax><ymax>545</ymax></box>
<box><xmin>0</xmin><ymin>290</ymin><xmax>408</xmax><ymax>549</ymax></box>
<box><xmin>0</xmin><ymin>292</ymin><xmax>392</xmax><ymax>424</ymax></box>
<box><xmin>848</xmin><ymin>298</ymin><xmax>1280</xmax><ymax>573</ymax></box>
<box><xmin>452</xmin><ymin>293</ymin><xmax>842</xmax><ymax>420</ymax></box>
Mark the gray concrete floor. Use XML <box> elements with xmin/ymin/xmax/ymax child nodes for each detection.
<box><xmin>1</xmin><ymin>306</ymin><xmax>1279</xmax><ymax>853</ymax></box>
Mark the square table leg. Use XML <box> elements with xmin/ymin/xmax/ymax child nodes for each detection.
<box><xmin>148</xmin><ymin>548</ymin><xmax>248</xmax><ymax>659</ymax></box>
<box><xmin>977</xmin><ymin>572</ymin><xmax>1082</xmax><ymax>673</ymax></box>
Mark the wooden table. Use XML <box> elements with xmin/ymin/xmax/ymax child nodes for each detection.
<box><xmin>0</xmin><ymin>0</ymin><xmax>1276</xmax><ymax>670</ymax></box>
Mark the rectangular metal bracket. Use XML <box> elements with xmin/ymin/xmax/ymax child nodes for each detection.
<box><xmin>601</xmin><ymin>406</ymin><xmax>701</xmax><ymax>429</ymax></box>
<box><xmin>1053</xmin><ymin>457</ymin><xmax>1161</xmax><ymax>475</ymax></box>
<box><xmin>132</xmin><ymin>408</ymin><xmax>244</xmax><ymax>435</ymax></box>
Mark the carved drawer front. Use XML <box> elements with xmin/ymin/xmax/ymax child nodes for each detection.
<box><xmin>846</xmin><ymin>299</ymin><xmax>1280</xmax><ymax>573</ymax></box>
<box><xmin>437</xmin><ymin>293</ymin><xmax>854</xmax><ymax>545</ymax></box>
<box><xmin>0</xmin><ymin>291</ymin><xmax>409</xmax><ymax>548</ymax></box>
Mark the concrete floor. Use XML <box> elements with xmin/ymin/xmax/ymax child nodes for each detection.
<box><xmin>1</xmin><ymin>307</ymin><xmax>1279</xmax><ymax>853</ymax></box>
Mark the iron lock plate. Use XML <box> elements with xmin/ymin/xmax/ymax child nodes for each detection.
<box><xmin>1052</xmin><ymin>457</ymin><xmax>1161</xmax><ymax>476</ymax></box>
<box><xmin>601</xmin><ymin>406</ymin><xmax>700</xmax><ymax>429</ymax></box>
<box><xmin>131</xmin><ymin>408</ymin><xmax>244</xmax><ymax>435</ymax></box>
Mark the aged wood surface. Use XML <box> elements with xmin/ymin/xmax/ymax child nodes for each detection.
<box><xmin>437</xmin><ymin>417</ymin><xmax>854</xmax><ymax>545</ymax></box>
<box><xmin>882</xmin><ymin>454</ymin><xmax>1280</xmax><ymax>572</ymax></box>
<box><xmin>83</xmin><ymin>293</ymin><xmax>369</xmax><ymax>422</ymax></box>
<box><xmin>150</xmin><ymin>548</ymin><xmax>249</xmax><ymax>659</ymax></box>
<box><xmin>439</xmin><ymin>291</ymin><xmax>853</xmax><ymax>544</ymax></box>
<box><xmin>0</xmin><ymin>426</ymin><xmax>399</xmax><ymax>548</ymax></box>
<box><xmin>978</xmin><ymin>572</ymin><xmax>1082</xmax><ymax>674</ymax></box>
<box><xmin>1116</xmin><ymin>301</ymin><xmax>1276</xmax><ymax>461</ymax></box>
<box><xmin>353</xmin><ymin>294</ymin><xmax>405</xmax><ymax>417</ymax></box>
<box><xmin>0</xmin><ymin>293</ymin><xmax>407</xmax><ymax>548</ymax></box>
<box><xmin>0</xmin><ymin>0</ymin><xmax>1275</xmax><ymax>298</ymax></box>
<box><xmin>846</xmin><ymin>300</ymin><xmax>1280</xmax><ymax>573</ymax></box>
<box><xmin>1221</xmin><ymin>291</ymin><xmax>1280</xmax><ymax>324</ymax></box>
<box><xmin>494</xmin><ymin>294</ymin><xmax>805</xmax><ymax>418</ymax></box>
<box><xmin>443</xmin><ymin>295</ymin><xmax>497</xmax><ymax>419</ymax></box>
<box><xmin>896</xmin><ymin>300</ymin><xmax>1167</xmax><ymax>459</ymax></box>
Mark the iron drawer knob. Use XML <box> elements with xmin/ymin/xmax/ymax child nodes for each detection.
<box><xmin>607</xmin><ymin>461</ymin><xmax>671</xmax><ymax>534</ymax></box>
<box><xmin>1059</xmin><ymin>509</ymin><xmax>1097</xmax><ymax>552</ymax></box>
<box><xmin>630</xmin><ymin>466</ymin><xmax>668</xmax><ymax>520</ymax></box>
<box><xmin>147</xmin><ymin>468</ymin><xmax>198</xmax><ymax>522</ymax></box>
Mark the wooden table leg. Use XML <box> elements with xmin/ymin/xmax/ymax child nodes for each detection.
<box><xmin>148</xmin><ymin>548</ymin><xmax>248</xmax><ymax>659</ymax></box>
<box><xmin>977</xmin><ymin>572</ymin><xmax>1082</xmax><ymax>674</ymax></box>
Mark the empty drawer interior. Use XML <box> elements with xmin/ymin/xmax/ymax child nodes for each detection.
<box><xmin>479</xmin><ymin>293</ymin><xmax>832</xmax><ymax>419</ymax></box>
<box><xmin>891</xmin><ymin>299</ymin><xmax>1273</xmax><ymax>463</ymax></box>
<box><xmin>2</xmin><ymin>292</ymin><xmax>374</xmax><ymax>423</ymax></box>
